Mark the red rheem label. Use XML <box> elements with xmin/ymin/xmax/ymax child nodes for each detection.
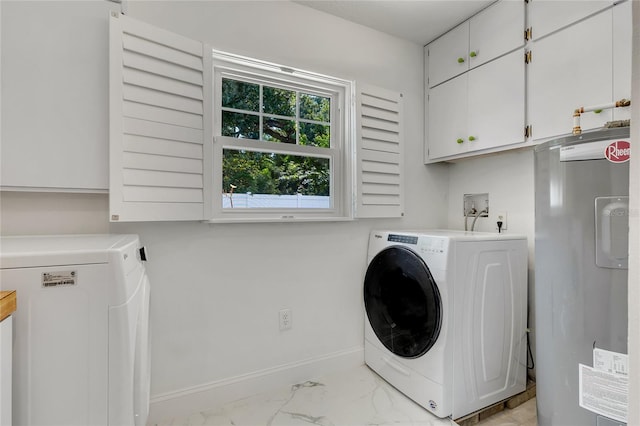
<box><xmin>604</xmin><ymin>140</ymin><xmax>631</xmax><ymax>163</ymax></box>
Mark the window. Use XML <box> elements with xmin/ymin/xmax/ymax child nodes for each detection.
<box><xmin>220</xmin><ymin>79</ymin><xmax>331</xmax><ymax>208</ymax></box>
<box><xmin>211</xmin><ymin>51</ymin><xmax>353</xmax><ymax>220</ymax></box>
<box><xmin>109</xmin><ymin>14</ymin><xmax>404</xmax><ymax>223</ymax></box>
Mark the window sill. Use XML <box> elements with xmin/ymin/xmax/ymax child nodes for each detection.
<box><xmin>205</xmin><ymin>215</ymin><xmax>355</xmax><ymax>224</ymax></box>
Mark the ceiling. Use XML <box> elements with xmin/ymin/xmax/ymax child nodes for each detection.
<box><xmin>293</xmin><ymin>0</ymin><xmax>494</xmax><ymax>45</ymax></box>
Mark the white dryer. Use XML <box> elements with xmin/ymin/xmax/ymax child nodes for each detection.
<box><xmin>363</xmin><ymin>230</ymin><xmax>528</xmax><ymax>419</ymax></box>
<box><xmin>0</xmin><ymin>234</ymin><xmax>151</xmax><ymax>426</ymax></box>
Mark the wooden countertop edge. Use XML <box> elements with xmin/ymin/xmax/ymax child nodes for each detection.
<box><xmin>0</xmin><ymin>290</ymin><xmax>17</xmax><ymax>322</ymax></box>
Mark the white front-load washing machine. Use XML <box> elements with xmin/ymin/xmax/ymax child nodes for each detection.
<box><xmin>363</xmin><ymin>230</ymin><xmax>528</xmax><ymax>419</ymax></box>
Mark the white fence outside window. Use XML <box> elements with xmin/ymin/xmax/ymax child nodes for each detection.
<box><xmin>222</xmin><ymin>193</ymin><xmax>330</xmax><ymax>209</ymax></box>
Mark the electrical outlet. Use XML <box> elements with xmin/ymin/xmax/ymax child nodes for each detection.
<box><xmin>496</xmin><ymin>211</ymin><xmax>507</xmax><ymax>231</ymax></box>
<box><xmin>279</xmin><ymin>309</ymin><xmax>292</xmax><ymax>330</ymax></box>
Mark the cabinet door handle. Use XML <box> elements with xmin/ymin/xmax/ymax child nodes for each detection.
<box><xmin>469</xmin><ymin>51</ymin><xmax>478</xmax><ymax>58</ymax></box>
<box><xmin>457</xmin><ymin>57</ymin><xmax>465</xmax><ymax>63</ymax></box>
<box><xmin>468</xmin><ymin>136</ymin><xmax>476</xmax><ymax>141</ymax></box>
<box><xmin>457</xmin><ymin>138</ymin><xmax>464</xmax><ymax>144</ymax></box>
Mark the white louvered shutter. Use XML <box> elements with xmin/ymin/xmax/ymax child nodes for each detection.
<box><xmin>109</xmin><ymin>13</ymin><xmax>212</xmax><ymax>222</ymax></box>
<box><xmin>355</xmin><ymin>84</ymin><xmax>404</xmax><ymax>218</ymax></box>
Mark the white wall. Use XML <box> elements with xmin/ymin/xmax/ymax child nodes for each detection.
<box><xmin>0</xmin><ymin>192</ymin><xmax>109</xmax><ymax>235</ymax></box>
<box><xmin>0</xmin><ymin>0</ymin><xmax>449</xmax><ymax>419</ymax></box>
<box><xmin>446</xmin><ymin>148</ymin><xmax>536</xmax><ymax>376</ymax></box>
<box><xmin>446</xmin><ymin>149</ymin><xmax>535</xmax><ymax>240</ymax></box>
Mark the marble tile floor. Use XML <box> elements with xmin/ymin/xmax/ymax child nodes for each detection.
<box><xmin>475</xmin><ymin>398</ymin><xmax>537</xmax><ymax>426</ymax></box>
<box><xmin>154</xmin><ymin>364</ymin><xmax>459</xmax><ymax>426</ymax></box>
<box><xmin>154</xmin><ymin>365</ymin><xmax>538</xmax><ymax>426</ymax></box>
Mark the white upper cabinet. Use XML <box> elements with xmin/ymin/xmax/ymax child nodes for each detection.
<box><xmin>427</xmin><ymin>23</ymin><xmax>470</xmax><ymax>88</ymax></box>
<box><xmin>427</xmin><ymin>50</ymin><xmax>525</xmax><ymax>161</ymax></box>
<box><xmin>427</xmin><ymin>73</ymin><xmax>469</xmax><ymax>159</ymax></box>
<box><xmin>467</xmin><ymin>50</ymin><xmax>525</xmax><ymax>152</ymax></box>
<box><xmin>426</xmin><ymin>0</ymin><xmax>631</xmax><ymax>162</ymax></box>
<box><xmin>1</xmin><ymin>1</ymin><xmax>120</xmax><ymax>191</ymax></box>
<box><xmin>527</xmin><ymin>8</ymin><xmax>614</xmax><ymax>140</ymax></box>
<box><xmin>468</xmin><ymin>1</ymin><xmax>525</xmax><ymax>70</ymax></box>
<box><xmin>528</xmin><ymin>0</ymin><xmax>614</xmax><ymax>41</ymax></box>
<box><xmin>427</xmin><ymin>0</ymin><xmax>524</xmax><ymax>88</ymax></box>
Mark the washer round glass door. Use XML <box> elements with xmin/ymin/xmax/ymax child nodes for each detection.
<box><xmin>364</xmin><ymin>245</ymin><xmax>442</xmax><ymax>358</ymax></box>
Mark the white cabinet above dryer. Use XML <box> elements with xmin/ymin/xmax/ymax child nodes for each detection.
<box><xmin>528</xmin><ymin>0</ymin><xmax>614</xmax><ymax>41</ymax></box>
<box><xmin>425</xmin><ymin>0</ymin><xmax>631</xmax><ymax>162</ymax></box>
<box><xmin>427</xmin><ymin>23</ymin><xmax>469</xmax><ymax>89</ymax></box>
<box><xmin>1</xmin><ymin>1</ymin><xmax>120</xmax><ymax>192</ymax></box>
<box><xmin>527</xmin><ymin>2</ymin><xmax>631</xmax><ymax>141</ymax></box>
<box><xmin>427</xmin><ymin>0</ymin><xmax>525</xmax><ymax>88</ymax></box>
<box><xmin>427</xmin><ymin>50</ymin><xmax>525</xmax><ymax>161</ymax></box>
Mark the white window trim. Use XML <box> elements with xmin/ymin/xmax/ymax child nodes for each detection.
<box><xmin>208</xmin><ymin>50</ymin><xmax>355</xmax><ymax>223</ymax></box>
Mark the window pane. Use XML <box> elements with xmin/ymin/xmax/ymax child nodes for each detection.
<box><xmin>222</xmin><ymin>111</ymin><xmax>259</xmax><ymax>139</ymax></box>
<box><xmin>222</xmin><ymin>79</ymin><xmax>259</xmax><ymax>111</ymax></box>
<box><xmin>263</xmin><ymin>86</ymin><xmax>295</xmax><ymax>116</ymax></box>
<box><xmin>222</xmin><ymin>149</ymin><xmax>330</xmax><ymax>209</ymax></box>
<box><xmin>300</xmin><ymin>123</ymin><xmax>330</xmax><ymax>148</ymax></box>
<box><xmin>263</xmin><ymin>117</ymin><xmax>296</xmax><ymax>144</ymax></box>
<box><xmin>300</xmin><ymin>93</ymin><xmax>330</xmax><ymax>122</ymax></box>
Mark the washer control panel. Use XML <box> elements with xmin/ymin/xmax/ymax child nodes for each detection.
<box><xmin>384</xmin><ymin>233</ymin><xmax>448</xmax><ymax>257</ymax></box>
<box><xmin>418</xmin><ymin>237</ymin><xmax>448</xmax><ymax>271</ymax></box>
<box><xmin>418</xmin><ymin>236</ymin><xmax>448</xmax><ymax>256</ymax></box>
<box><xmin>387</xmin><ymin>234</ymin><xmax>418</xmax><ymax>245</ymax></box>
<box><xmin>373</xmin><ymin>232</ymin><xmax>449</xmax><ymax>272</ymax></box>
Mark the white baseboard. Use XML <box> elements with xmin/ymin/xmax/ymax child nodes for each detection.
<box><xmin>147</xmin><ymin>346</ymin><xmax>364</xmax><ymax>425</ymax></box>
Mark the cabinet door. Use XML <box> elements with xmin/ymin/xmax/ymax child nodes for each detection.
<box><xmin>1</xmin><ymin>1</ymin><xmax>120</xmax><ymax>191</ymax></box>
<box><xmin>468</xmin><ymin>50</ymin><xmax>525</xmax><ymax>151</ymax></box>
<box><xmin>427</xmin><ymin>23</ymin><xmax>469</xmax><ymax>88</ymax></box>
<box><xmin>528</xmin><ymin>9</ymin><xmax>613</xmax><ymax>141</ymax></box>
<box><xmin>427</xmin><ymin>75</ymin><xmax>469</xmax><ymax>160</ymax></box>
<box><xmin>529</xmin><ymin>0</ymin><xmax>613</xmax><ymax>40</ymax></box>
<box><xmin>469</xmin><ymin>0</ymin><xmax>525</xmax><ymax>70</ymax></box>
<box><xmin>612</xmin><ymin>0</ymin><xmax>632</xmax><ymax>122</ymax></box>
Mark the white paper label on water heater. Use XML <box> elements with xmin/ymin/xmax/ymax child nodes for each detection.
<box><xmin>594</xmin><ymin>348</ymin><xmax>629</xmax><ymax>376</ymax></box>
<box><xmin>579</xmin><ymin>362</ymin><xmax>628</xmax><ymax>423</ymax></box>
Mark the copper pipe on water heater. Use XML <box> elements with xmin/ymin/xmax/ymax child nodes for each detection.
<box><xmin>572</xmin><ymin>98</ymin><xmax>631</xmax><ymax>135</ymax></box>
